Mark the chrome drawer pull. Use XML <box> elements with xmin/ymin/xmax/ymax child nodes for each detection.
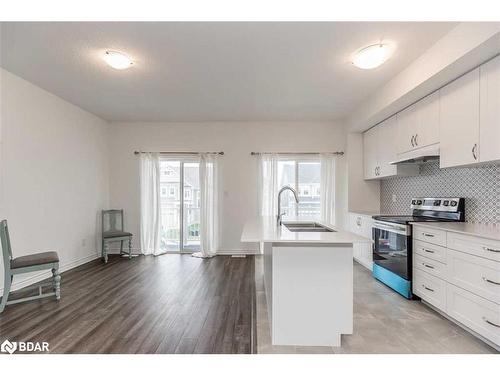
<box><xmin>422</xmin><ymin>284</ymin><xmax>434</xmax><ymax>292</ymax></box>
<box><xmin>482</xmin><ymin>277</ymin><xmax>500</xmax><ymax>285</ymax></box>
<box><xmin>482</xmin><ymin>317</ymin><xmax>500</xmax><ymax>328</ymax></box>
<box><xmin>483</xmin><ymin>246</ymin><xmax>500</xmax><ymax>253</ymax></box>
<box><xmin>423</xmin><ymin>249</ymin><xmax>435</xmax><ymax>254</ymax></box>
<box><xmin>422</xmin><ymin>233</ymin><xmax>435</xmax><ymax>238</ymax></box>
<box><xmin>423</xmin><ymin>263</ymin><xmax>435</xmax><ymax>269</ymax></box>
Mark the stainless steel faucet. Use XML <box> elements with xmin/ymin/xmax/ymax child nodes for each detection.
<box><xmin>277</xmin><ymin>186</ymin><xmax>299</xmax><ymax>225</ymax></box>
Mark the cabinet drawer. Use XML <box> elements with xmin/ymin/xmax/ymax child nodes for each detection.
<box><xmin>413</xmin><ymin>239</ymin><xmax>447</xmax><ymax>264</ymax></box>
<box><xmin>447</xmin><ymin>249</ymin><xmax>500</xmax><ymax>304</ymax></box>
<box><xmin>413</xmin><ymin>226</ymin><xmax>447</xmax><ymax>247</ymax></box>
<box><xmin>446</xmin><ymin>283</ymin><xmax>500</xmax><ymax>346</ymax></box>
<box><xmin>413</xmin><ymin>268</ymin><xmax>446</xmax><ymax>311</ymax></box>
<box><xmin>447</xmin><ymin>232</ymin><xmax>500</xmax><ymax>262</ymax></box>
<box><xmin>414</xmin><ymin>253</ymin><xmax>447</xmax><ymax>280</ymax></box>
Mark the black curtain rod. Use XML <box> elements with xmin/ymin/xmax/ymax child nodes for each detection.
<box><xmin>134</xmin><ymin>151</ymin><xmax>224</xmax><ymax>156</ymax></box>
<box><xmin>250</xmin><ymin>151</ymin><xmax>344</xmax><ymax>156</ymax></box>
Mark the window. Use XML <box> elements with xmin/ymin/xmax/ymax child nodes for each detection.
<box><xmin>277</xmin><ymin>159</ymin><xmax>321</xmax><ymax>218</ymax></box>
<box><xmin>159</xmin><ymin>160</ymin><xmax>200</xmax><ymax>253</ymax></box>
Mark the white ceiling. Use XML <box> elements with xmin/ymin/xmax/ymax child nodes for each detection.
<box><xmin>0</xmin><ymin>22</ymin><xmax>457</xmax><ymax>122</ymax></box>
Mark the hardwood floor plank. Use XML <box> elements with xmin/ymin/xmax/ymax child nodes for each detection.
<box><xmin>0</xmin><ymin>254</ymin><xmax>255</xmax><ymax>354</ymax></box>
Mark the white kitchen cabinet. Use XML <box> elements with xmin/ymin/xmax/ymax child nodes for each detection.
<box><xmin>397</xmin><ymin>103</ymin><xmax>419</xmax><ymax>154</ymax></box>
<box><xmin>377</xmin><ymin>116</ymin><xmax>399</xmax><ymax>178</ymax></box>
<box><xmin>480</xmin><ymin>54</ymin><xmax>500</xmax><ymax>163</ymax></box>
<box><xmin>363</xmin><ymin>126</ymin><xmax>379</xmax><ymax>179</ymax></box>
<box><xmin>363</xmin><ymin>117</ymin><xmax>418</xmax><ymax>180</ymax></box>
<box><xmin>440</xmin><ymin>68</ymin><xmax>481</xmax><ymax>168</ymax></box>
<box><xmin>397</xmin><ymin>91</ymin><xmax>440</xmax><ymax>154</ymax></box>
<box><xmin>348</xmin><ymin>212</ymin><xmax>373</xmax><ymax>271</ymax></box>
<box><xmin>416</xmin><ymin>90</ymin><xmax>440</xmax><ymax>147</ymax></box>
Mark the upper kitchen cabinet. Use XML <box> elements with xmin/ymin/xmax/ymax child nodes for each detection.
<box><xmin>397</xmin><ymin>90</ymin><xmax>440</xmax><ymax>155</ymax></box>
<box><xmin>363</xmin><ymin>116</ymin><xmax>418</xmax><ymax>180</ymax></box>
<box><xmin>480</xmin><ymin>54</ymin><xmax>500</xmax><ymax>163</ymax></box>
<box><xmin>440</xmin><ymin>68</ymin><xmax>480</xmax><ymax>168</ymax></box>
<box><xmin>363</xmin><ymin>126</ymin><xmax>379</xmax><ymax>179</ymax></box>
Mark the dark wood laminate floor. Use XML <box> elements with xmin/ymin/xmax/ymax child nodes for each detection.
<box><xmin>0</xmin><ymin>254</ymin><xmax>256</xmax><ymax>354</ymax></box>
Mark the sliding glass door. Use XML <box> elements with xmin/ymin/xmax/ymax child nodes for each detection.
<box><xmin>159</xmin><ymin>159</ymin><xmax>201</xmax><ymax>253</ymax></box>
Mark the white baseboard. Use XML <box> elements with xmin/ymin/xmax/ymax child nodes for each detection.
<box><xmin>1</xmin><ymin>252</ymin><xmax>100</xmax><ymax>294</ymax></box>
<box><xmin>216</xmin><ymin>249</ymin><xmax>260</xmax><ymax>256</ymax></box>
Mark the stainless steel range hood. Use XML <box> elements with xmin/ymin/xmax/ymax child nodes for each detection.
<box><xmin>390</xmin><ymin>144</ymin><xmax>440</xmax><ymax>165</ymax></box>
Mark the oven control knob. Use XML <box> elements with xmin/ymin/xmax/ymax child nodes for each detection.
<box><xmin>417</xmin><ymin>200</ymin><xmax>422</xmax><ymax>205</ymax></box>
<box><xmin>443</xmin><ymin>200</ymin><xmax>449</xmax><ymax>206</ymax></box>
<box><xmin>450</xmin><ymin>201</ymin><xmax>457</xmax><ymax>207</ymax></box>
<box><xmin>433</xmin><ymin>200</ymin><xmax>441</xmax><ymax>206</ymax></box>
<box><xmin>412</xmin><ymin>199</ymin><xmax>417</xmax><ymax>205</ymax></box>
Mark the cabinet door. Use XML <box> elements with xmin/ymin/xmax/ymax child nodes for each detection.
<box><xmin>439</xmin><ymin>68</ymin><xmax>480</xmax><ymax>168</ymax></box>
<box><xmin>480</xmin><ymin>55</ymin><xmax>500</xmax><ymax>163</ymax></box>
<box><xmin>416</xmin><ymin>90</ymin><xmax>440</xmax><ymax>148</ymax></box>
<box><xmin>363</xmin><ymin>127</ymin><xmax>379</xmax><ymax>179</ymax></box>
<box><xmin>397</xmin><ymin>104</ymin><xmax>418</xmax><ymax>154</ymax></box>
<box><xmin>378</xmin><ymin>116</ymin><xmax>398</xmax><ymax>178</ymax></box>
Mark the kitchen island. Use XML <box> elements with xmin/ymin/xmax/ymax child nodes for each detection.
<box><xmin>241</xmin><ymin>216</ymin><xmax>371</xmax><ymax>347</ymax></box>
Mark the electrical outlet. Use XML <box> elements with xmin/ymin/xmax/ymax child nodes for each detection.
<box><xmin>392</xmin><ymin>194</ymin><xmax>397</xmax><ymax>203</ymax></box>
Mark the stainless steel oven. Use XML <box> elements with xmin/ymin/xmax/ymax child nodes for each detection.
<box><xmin>372</xmin><ymin>221</ymin><xmax>412</xmax><ymax>280</ymax></box>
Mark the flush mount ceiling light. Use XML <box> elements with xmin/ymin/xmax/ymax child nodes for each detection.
<box><xmin>352</xmin><ymin>43</ymin><xmax>393</xmax><ymax>70</ymax></box>
<box><xmin>102</xmin><ymin>50</ymin><xmax>134</xmax><ymax>70</ymax></box>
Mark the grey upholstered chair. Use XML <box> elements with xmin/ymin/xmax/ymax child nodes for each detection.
<box><xmin>0</xmin><ymin>220</ymin><xmax>61</xmax><ymax>313</ymax></box>
<box><xmin>101</xmin><ymin>209</ymin><xmax>133</xmax><ymax>263</ymax></box>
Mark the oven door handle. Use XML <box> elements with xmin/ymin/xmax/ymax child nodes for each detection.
<box><xmin>373</xmin><ymin>222</ymin><xmax>410</xmax><ymax>236</ymax></box>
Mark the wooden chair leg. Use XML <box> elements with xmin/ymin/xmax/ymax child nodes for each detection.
<box><xmin>52</xmin><ymin>265</ymin><xmax>61</xmax><ymax>300</ymax></box>
<box><xmin>0</xmin><ymin>273</ymin><xmax>12</xmax><ymax>313</ymax></box>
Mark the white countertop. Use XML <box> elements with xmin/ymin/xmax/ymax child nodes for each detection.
<box><xmin>241</xmin><ymin>216</ymin><xmax>372</xmax><ymax>244</ymax></box>
<box><xmin>411</xmin><ymin>221</ymin><xmax>500</xmax><ymax>242</ymax></box>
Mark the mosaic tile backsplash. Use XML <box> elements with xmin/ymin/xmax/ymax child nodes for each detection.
<box><xmin>380</xmin><ymin>161</ymin><xmax>500</xmax><ymax>225</ymax></box>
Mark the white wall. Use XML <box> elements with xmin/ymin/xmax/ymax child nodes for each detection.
<box><xmin>0</xmin><ymin>68</ymin><xmax>109</xmax><ymax>291</ymax></box>
<box><xmin>107</xmin><ymin>121</ymin><xmax>347</xmax><ymax>254</ymax></box>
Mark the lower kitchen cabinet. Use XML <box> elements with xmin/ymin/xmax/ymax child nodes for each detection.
<box><xmin>349</xmin><ymin>212</ymin><xmax>373</xmax><ymax>270</ymax></box>
<box><xmin>411</xmin><ymin>223</ymin><xmax>500</xmax><ymax>349</ymax></box>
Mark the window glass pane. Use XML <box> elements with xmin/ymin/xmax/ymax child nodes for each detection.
<box><xmin>160</xmin><ymin>160</ymin><xmax>181</xmax><ymax>251</ymax></box>
<box><xmin>298</xmin><ymin>161</ymin><xmax>321</xmax><ymax>218</ymax></box>
<box><xmin>183</xmin><ymin>162</ymin><xmax>200</xmax><ymax>252</ymax></box>
<box><xmin>277</xmin><ymin>160</ymin><xmax>297</xmax><ymax>217</ymax></box>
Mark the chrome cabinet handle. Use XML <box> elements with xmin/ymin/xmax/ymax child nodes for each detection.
<box><xmin>423</xmin><ymin>248</ymin><xmax>435</xmax><ymax>254</ymax></box>
<box><xmin>422</xmin><ymin>233</ymin><xmax>435</xmax><ymax>238</ymax></box>
<box><xmin>411</xmin><ymin>135</ymin><xmax>415</xmax><ymax>147</ymax></box>
<box><xmin>482</xmin><ymin>277</ymin><xmax>500</xmax><ymax>285</ymax></box>
<box><xmin>483</xmin><ymin>317</ymin><xmax>500</xmax><ymax>328</ymax></box>
<box><xmin>423</xmin><ymin>263</ymin><xmax>435</xmax><ymax>269</ymax></box>
<box><xmin>414</xmin><ymin>134</ymin><xmax>418</xmax><ymax>146</ymax></box>
<box><xmin>472</xmin><ymin>143</ymin><xmax>478</xmax><ymax>160</ymax></box>
<box><xmin>422</xmin><ymin>284</ymin><xmax>434</xmax><ymax>292</ymax></box>
<box><xmin>483</xmin><ymin>246</ymin><xmax>500</xmax><ymax>253</ymax></box>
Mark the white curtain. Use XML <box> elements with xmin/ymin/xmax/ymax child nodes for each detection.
<box><xmin>192</xmin><ymin>153</ymin><xmax>219</xmax><ymax>258</ymax></box>
<box><xmin>320</xmin><ymin>153</ymin><xmax>336</xmax><ymax>225</ymax></box>
<box><xmin>259</xmin><ymin>153</ymin><xmax>279</xmax><ymax>216</ymax></box>
<box><xmin>140</xmin><ymin>152</ymin><xmax>163</xmax><ymax>255</ymax></box>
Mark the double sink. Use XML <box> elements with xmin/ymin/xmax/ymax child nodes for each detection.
<box><xmin>283</xmin><ymin>222</ymin><xmax>335</xmax><ymax>232</ymax></box>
